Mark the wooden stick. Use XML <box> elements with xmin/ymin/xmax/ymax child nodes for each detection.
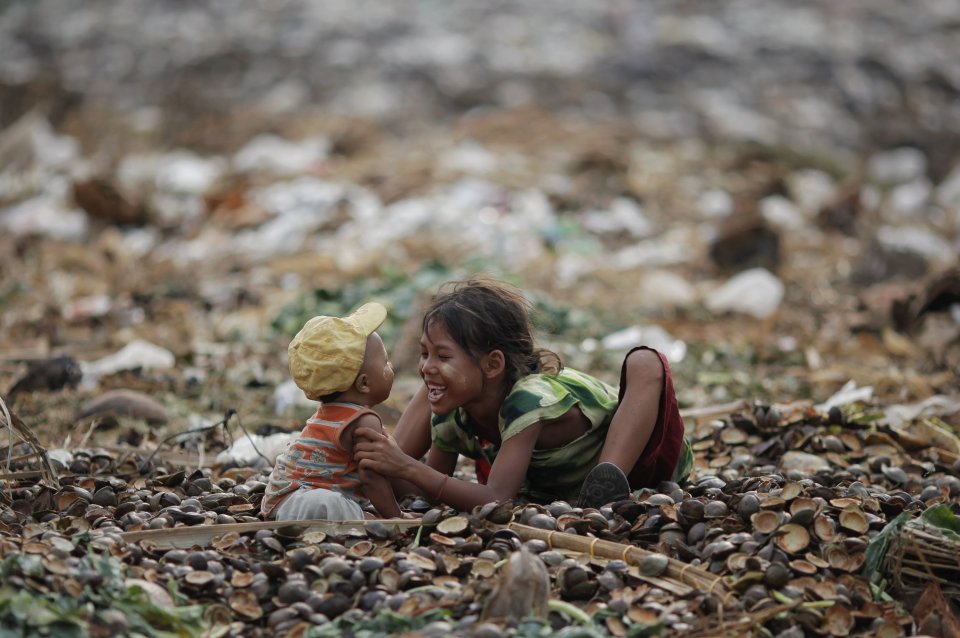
<box><xmin>0</xmin><ymin>470</ymin><xmax>44</xmax><ymax>481</ymax></box>
<box><xmin>119</xmin><ymin>518</ymin><xmax>421</xmax><ymax>547</ymax></box>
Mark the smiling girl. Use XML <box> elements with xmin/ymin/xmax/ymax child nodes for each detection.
<box><xmin>353</xmin><ymin>278</ymin><xmax>692</xmax><ymax>511</ymax></box>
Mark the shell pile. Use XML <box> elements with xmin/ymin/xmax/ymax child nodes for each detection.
<box><xmin>1</xmin><ymin>400</ymin><xmax>954</xmax><ymax>636</ymax></box>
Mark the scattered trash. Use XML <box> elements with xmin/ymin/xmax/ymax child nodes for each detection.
<box><xmin>232</xmin><ymin>134</ymin><xmax>330</xmax><ymax>176</ymax></box>
<box><xmin>214</xmin><ymin>431</ymin><xmax>295</xmax><ymax>468</ymax></box>
<box><xmin>705</xmin><ymin>268</ymin><xmax>785</xmax><ymax>319</ymax></box>
<box><xmin>816</xmin><ymin>380</ymin><xmax>874</xmax><ymax>412</ymax></box>
<box><xmin>585</xmin><ymin>324</ymin><xmax>687</xmax><ymax>363</ymax></box>
<box><xmin>80</xmin><ymin>340</ymin><xmax>176</xmax><ymax>382</ymax></box>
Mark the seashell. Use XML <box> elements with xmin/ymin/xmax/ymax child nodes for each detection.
<box><xmin>687</xmin><ymin>521</ymin><xmax>707</xmax><ymax>545</ymax></box>
<box><xmin>363</xmin><ymin>521</ymin><xmax>393</xmax><ymax>540</ymax></box>
<box><xmin>821</xmin><ymin>602</ymin><xmax>854</xmax><ymax>636</ymax></box>
<box><xmin>377</xmin><ymin>567</ymin><xmax>400</xmax><ymax>591</ymax></box>
<box><xmin>720</xmin><ymin>427</ymin><xmax>748</xmax><ymax>445</ymax></box>
<box><xmin>276</xmin><ymin>580</ymin><xmax>310</xmax><ymax>605</ymax></box>
<box><xmin>678</xmin><ymin>499</ymin><xmax>705</xmax><ymax>523</ymax></box>
<box><xmin>229</xmin><ymin>590</ymin><xmax>263</xmax><ymax>620</ymax></box>
<box><xmin>347</xmin><ymin>540</ymin><xmax>374</xmax><ymax>557</ymax></box>
<box><xmin>703</xmin><ymin>500</ymin><xmax>728</xmax><ymax>519</ymax></box>
<box><xmin>774</xmin><ymin>524</ymin><xmax>810</xmax><ymax>554</ymax></box>
<box><xmin>737</xmin><ymin>494</ymin><xmax>761</xmax><ymax>521</ymax></box>
<box><xmin>763</xmin><ymin>562</ymin><xmax>790</xmax><ymax>589</ymax></box>
<box><xmin>751</xmin><ymin>510</ymin><xmax>781</xmax><ymax>534</ymax></box>
<box><xmin>557</xmin><ymin>564</ymin><xmax>598</xmax><ymax>601</ymax></box>
<box><xmin>526</xmin><ymin>513</ymin><xmax>557</xmax><ymax>530</ymax></box>
<box><xmin>556</xmin><ymin>513</ymin><xmax>593</xmax><ymax>534</ymax></box>
<box><xmin>759</xmin><ymin>495</ymin><xmax>786</xmax><ymax>511</ymax></box>
<box><xmin>702</xmin><ymin>540</ymin><xmax>736</xmax><ymax>561</ymax></box>
<box><xmin>267</xmin><ymin>607</ymin><xmax>299</xmax><ymax>628</ymax></box>
<box><xmin>658</xmin><ymin>523</ymin><xmax>686</xmax><ymax>547</ymax></box>
<box><xmin>788</xmin><ymin>559</ymin><xmax>818</xmax><ymax>575</ymax></box>
<box><xmin>546</xmin><ymin>501</ymin><xmax>574</xmax><ymax>517</ymax></box>
<box><xmin>838</xmin><ymin>508</ymin><xmax>868</xmax><ymax>534</ymax></box>
<box><xmin>429</xmin><ymin>532</ymin><xmax>462</xmax><ymax>548</ymax></box>
<box><xmin>726</xmin><ymin>552</ymin><xmax>749</xmax><ymax>572</ymax></box>
<box><xmin>644</xmin><ymin>494</ymin><xmax>675</xmax><ymax>507</ymax></box>
<box><xmin>780</xmin><ymin>482</ymin><xmax>803</xmax><ymax>501</ymax></box>
<box><xmin>316</xmin><ymin>593</ymin><xmax>351</xmax><ymax>619</ymax></box>
<box><xmin>812</xmin><ymin>516</ymin><xmax>838</xmax><ymax>542</ymax></box>
<box><xmin>435</xmin><ymin>515</ymin><xmax>470</xmax><ymax>536</ymax></box>
<box><xmin>638</xmin><ymin>553</ymin><xmax>669</xmax><ymax>577</ymax></box>
<box><xmin>471</xmin><ymin>558</ymin><xmax>497</xmax><ymax>578</ymax></box>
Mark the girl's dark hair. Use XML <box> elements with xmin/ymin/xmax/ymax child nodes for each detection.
<box><xmin>423</xmin><ymin>277</ymin><xmax>561</xmax><ymax>387</ymax></box>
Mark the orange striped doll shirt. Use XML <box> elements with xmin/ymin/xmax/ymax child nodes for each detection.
<box><xmin>261</xmin><ymin>402</ymin><xmax>377</xmax><ymax>518</ymax></box>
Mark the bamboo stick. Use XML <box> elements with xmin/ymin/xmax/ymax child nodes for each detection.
<box><xmin>504</xmin><ymin>522</ymin><xmax>732</xmax><ymax>602</ymax></box>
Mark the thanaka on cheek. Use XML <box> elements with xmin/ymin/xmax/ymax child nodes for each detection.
<box><xmin>438</xmin><ymin>363</ymin><xmax>467</xmax><ymax>389</ymax></box>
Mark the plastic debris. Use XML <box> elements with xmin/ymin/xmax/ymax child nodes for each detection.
<box><xmin>705</xmin><ymin>268</ymin><xmax>785</xmax><ymax>319</ymax></box>
<box><xmin>585</xmin><ymin>325</ymin><xmax>687</xmax><ymax>363</ymax></box>
<box><xmin>80</xmin><ymin>340</ymin><xmax>176</xmax><ymax>381</ymax></box>
<box><xmin>232</xmin><ymin>134</ymin><xmax>330</xmax><ymax>176</ymax></box>
<box><xmin>214</xmin><ymin>431</ymin><xmax>296</xmax><ymax>467</ymax></box>
<box><xmin>816</xmin><ymin>380</ymin><xmax>874</xmax><ymax>412</ymax></box>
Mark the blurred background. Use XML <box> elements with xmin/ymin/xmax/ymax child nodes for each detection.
<box><xmin>1</xmin><ymin>0</ymin><xmax>958</xmax><ymax>432</ymax></box>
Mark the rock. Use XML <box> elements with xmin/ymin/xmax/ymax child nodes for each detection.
<box><xmin>709</xmin><ymin>218</ymin><xmax>780</xmax><ymax>273</ymax></box>
<box><xmin>72</xmin><ymin>178</ymin><xmax>147</xmax><ymax>226</ymax></box>
<box><xmin>76</xmin><ymin>389</ymin><xmax>170</xmax><ymax>425</ymax></box>
<box><xmin>6</xmin><ymin>356</ymin><xmax>82</xmax><ymax>398</ymax></box>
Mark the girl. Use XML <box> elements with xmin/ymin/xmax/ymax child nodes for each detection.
<box><xmin>353</xmin><ymin>278</ymin><xmax>692</xmax><ymax>511</ymax></box>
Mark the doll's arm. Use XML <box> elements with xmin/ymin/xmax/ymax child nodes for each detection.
<box><xmin>351</xmin><ymin>414</ymin><xmax>402</xmax><ymax>518</ymax></box>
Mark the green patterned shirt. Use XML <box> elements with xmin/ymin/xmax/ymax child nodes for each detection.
<box><xmin>431</xmin><ymin>368</ymin><xmax>620</xmax><ymax>503</ymax></box>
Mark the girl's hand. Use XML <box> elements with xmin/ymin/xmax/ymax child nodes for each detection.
<box><xmin>354</xmin><ymin>429</ymin><xmax>413</xmax><ymax>480</ymax></box>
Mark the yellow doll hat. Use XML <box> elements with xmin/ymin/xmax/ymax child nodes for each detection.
<box><xmin>287</xmin><ymin>302</ymin><xmax>387</xmax><ymax>400</ymax></box>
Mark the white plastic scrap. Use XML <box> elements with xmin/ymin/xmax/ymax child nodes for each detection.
<box><xmin>867</xmin><ymin>147</ymin><xmax>927</xmax><ymax>185</ymax></box>
<box><xmin>81</xmin><ymin>339</ymin><xmax>176</xmax><ymax>381</ymax></box>
<box><xmin>215</xmin><ymin>432</ymin><xmax>296</xmax><ymax>467</ymax></box>
<box><xmin>816</xmin><ymin>380</ymin><xmax>874</xmax><ymax>413</ymax></box>
<box><xmin>705</xmin><ymin>268</ymin><xmax>784</xmax><ymax>319</ymax></box>
<box><xmin>273</xmin><ymin>378</ymin><xmax>318</xmax><ymax>415</ymax></box>
<box><xmin>233</xmin><ymin>134</ymin><xmax>330</xmax><ymax>176</ymax></box>
<box><xmin>582</xmin><ymin>197</ymin><xmax>654</xmax><ymax>238</ymax></box>
<box><xmin>883</xmin><ymin>395</ymin><xmax>960</xmax><ymax>429</ymax></box>
<box><xmin>586</xmin><ymin>324</ymin><xmax>687</xmax><ymax>363</ymax></box>
<box><xmin>0</xmin><ymin>196</ymin><xmax>88</xmax><ymax>241</ymax></box>
<box><xmin>876</xmin><ymin>225</ymin><xmax>955</xmax><ymax>262</ymax></box>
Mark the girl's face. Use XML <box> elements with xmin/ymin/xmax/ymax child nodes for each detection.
<box><xmin>418</xmin><ymin>321</ymin><xmax>485</xmax><ymax>415</ymax></box>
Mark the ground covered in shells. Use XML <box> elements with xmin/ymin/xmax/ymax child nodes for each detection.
<box><xmin>1</xmin><ymin>1</ymin><xmax>960</xmax><ymax>636</ymax></box>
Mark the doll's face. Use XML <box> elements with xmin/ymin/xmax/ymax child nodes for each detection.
<box><xmin>360</xmin><ymin>332</ymin><xmax>394</xmax><ymax>405</ymax></box>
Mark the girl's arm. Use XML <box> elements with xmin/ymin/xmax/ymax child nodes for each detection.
<box><xmin>392</xmin><ymin>384</ymin><xmax>433</xmax><ymax>459</ymax></box>
<box><xmin>350</xmin><ymin>415</ymin><xmax>402</xmax><ymax>517</ymax></box>
<box><xmin>355</xmin><ymin>424</ymin><xmax>542</xmax><ymax>511</ymax></box>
